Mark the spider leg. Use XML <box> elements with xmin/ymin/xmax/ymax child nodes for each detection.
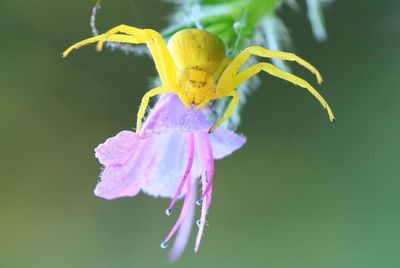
<box><xmin>62</xmin><ymin>34</ymin><xmax>106</xmax><ymax>57</ymax></box>
<box><xmin>212</xmin><ymin>57</ymin><xmax>231</xmax><ymax>82</ymax></box>
<box><xmin>62</xmin><ymin>25</ymin><xmax>176</xmax><ymax>88</ymax></box>
<box><xmin>231</xmin><ymin>62</ymin><xmax>335</xmax><ymax>122</ymax></box>
<box><xmin>194</xmin><ymin>100</ymin><xmax>209</xmax><ymax>110</ymax></box>
<box><xmin>177</xmin><ymin>92</ymin><xmax>192</xmax><ymax>109</ymax></box>
<box><xmin>137</xmin><ymin>86</ymin><xmax>169</xmax><ymax>133</ymax></box>
<box><xmin>217</xmin><ymin>46</ymin><xmax>323</xmax><ymax>94</ymax></box>
<box><xmin>209</xmin><ymin>91</ymin><xmax>239</xmax><ymax>133</ymax></box>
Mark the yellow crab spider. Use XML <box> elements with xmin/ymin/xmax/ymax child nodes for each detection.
<box><xmin>63</xmin><ymin>25</ymin><xmax>335</xmax><ymax>132</ymax></box>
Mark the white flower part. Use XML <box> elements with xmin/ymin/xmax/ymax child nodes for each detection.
<box><xmin>306</xmin><ymin>0</ymin><xmax>332</xmax><ymax>41</ymax></box>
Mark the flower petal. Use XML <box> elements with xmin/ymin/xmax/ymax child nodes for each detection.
<box><xmin>94</xmin><ymin>131</ymin><xmax>164</xmax><ymax>199</ymax></box>
<box><xmin>141</xmin><ymin>94</ymin><xmax>211</xmax><ymax>136</ymax></box>
<box><xmin>141</xmin><ymin>132</ymin><xmax>202</xmax><ymax>198</ymax></box>
<box><xmin>209</xmin><ymin>128</ymin><xmax>246</xmax><ymax>159</ymax></box>
<box><xmin>94</xmin><ymin>94</ymin><xmax>246</xmax><ymax>200</ymax></box>
<box><xmin>95</xmin><ymin>130</ymin><xmax>138</xmax><ymax>167</ymax></box>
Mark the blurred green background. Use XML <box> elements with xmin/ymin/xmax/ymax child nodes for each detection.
<box><xmin>1</xmin><ymin>0</ymin><xmax>399</xmax><ymax>267</ymax></box>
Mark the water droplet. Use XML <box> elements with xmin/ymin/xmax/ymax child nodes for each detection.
<box><xmin>196</xmin><ymin>199</ymin><xmax>203</xmax><ymax>205</ymax></box>
<box><xmin>165</xmin><ymin>208</ymin><xmax>172</xmax><ymax>216</ymax></box>
<box><xmin>196</xmin><ymin>219</ymin><xmax>201</xmax><ymax>227</ymax></box>
<box><xmin>160</xmin><ymin>241</ymin><xmax>168</xmax><ymax>249</ymax></box>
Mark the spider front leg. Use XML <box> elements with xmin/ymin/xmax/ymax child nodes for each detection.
<box><xmin>94</xmin><ymin>25</ymin><xmax>144</xmax><ymax>52</ymax></box>
<box><xmin>62</xmin><ymin>25</ymin><xmax>176</xmax><ymax>88</ymax></box>
<box><xmin>209</xmin><ymin>91</ymin><xmax>239</xmax><ymax>133</ymax></box>
<box><xmin>231</xmin><ymin>62</ymin><xmax>335</xmax><ymax>122</ymax></box>
<box><xmin>136</xmin><ymin>87</ymin><xmax>169</xmax><ymax>133</ymax></box>
<box><xmin>62</xmin><ymin>34</ymin><xmax>108</xmax><ymax>57</ymax></box>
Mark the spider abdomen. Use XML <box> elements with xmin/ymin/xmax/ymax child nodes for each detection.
<box><xmin>167</xmin><ymin>29</ymin><xmax>226</xmax><ymax>75</ymax></box>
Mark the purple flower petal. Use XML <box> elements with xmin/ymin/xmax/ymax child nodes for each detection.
<box><xmin>95</xmin><ymin>130</ymin><xmax>138</xmax><ymax>167</ymax></box>
<box><xmin>141</xmin><ymin>132</ymin><xmax>196</xmax><ymax>198</ymax></box>
<box><xmin>210</xmin><ymin>128</ymin><xmax>247</xmax><ymax>159</ymax></box>
<box><xmin>141</xmin><ymin>94</ymin><xmax>211</xmax><ymax>136</ymax></box>
<box><xmin>94</xmin><ymin>131</ymin><xmax>164</xmax><ymax>199</ymax></box>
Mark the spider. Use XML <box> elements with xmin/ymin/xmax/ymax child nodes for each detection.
<box><xmin>63</xmin><ymin>25</ymin><xmax>335</xmax><ymax>132</ymax></box>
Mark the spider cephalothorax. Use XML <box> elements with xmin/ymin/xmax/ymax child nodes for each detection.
<box><xmin>168</xmin><ymin>29</ymin><xmax>227</xmax><ymax>109</ymax></box>
<box><xmin>63</xmin><ymin>25</ymin><xmax>335</xmax><ymax>132</ymax></box>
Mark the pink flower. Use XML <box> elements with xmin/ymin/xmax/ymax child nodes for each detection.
<box><xmin>94</xmin><ymin>93</ymin><xmax>245</xmax><ymax>260</ymax></box>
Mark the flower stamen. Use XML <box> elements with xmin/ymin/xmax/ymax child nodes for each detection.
<box><xmin>166</xmin><ymin>133</ymin><xmax>195</xmax><ymax>215</ymax></box>
<box><xmin>197</xmin><ymin>136</ymin><xmax>215</xmax><ymax>209</ymax></box>
<box><xmin>194</xmin><ymin>174</ymin><xmax>208</xmax><ymax>252</ymax></box>
<box><xmin>196</xmin><ymin>219</ymin><xmax>208</xmax><ymax>228</ymax></box>
<box><xmin>162</xmin><ymin>178</ymin><xmax>193</xmax><ymax>248</ymax></box>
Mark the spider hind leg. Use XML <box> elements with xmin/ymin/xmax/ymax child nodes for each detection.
<box><xmin>232</xmin><ymin>62</ymin><xmax>335</xmax><ymax>122</ymax></box>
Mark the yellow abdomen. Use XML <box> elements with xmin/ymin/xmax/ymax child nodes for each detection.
<box><xmin>167</xmin><ymin>29</ymin><xmax>226</xmax><ymax>74</ymax></box>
